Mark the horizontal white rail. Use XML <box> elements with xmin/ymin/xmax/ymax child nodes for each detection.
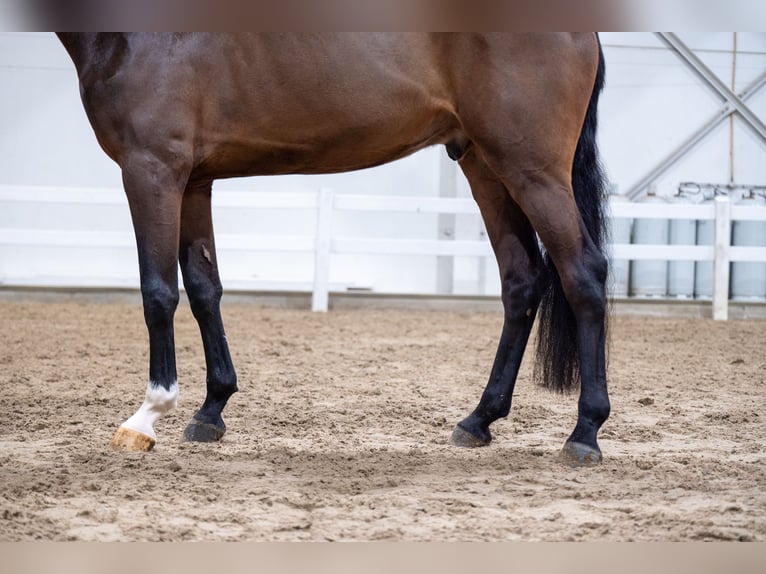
<box><xmin>732</xmin><ymin>206</ymin><xmax>766</xmax><ymax>222</ymax></box>
<box><xmin>611</xmin><ymin>244</ymin><xmax>714</xmax><ymax>260</ymax></box>
<box><xmin>610</xmin><ymin>244</ymin><xmax>766</xmax><ymax>263</ymax></box>
<box><xmin>0</xmin><ymin>229</ymin><xmax>316</xmax><ymax>252</ymax></box>
<box><xmin>0</xmin><ymin>229</ymin><xmax>135</xmax><ymax>248</ymax></box>
<box><xmin>2</xmin><ymin>187</ymin><xmax>765</xmax><ymax>319</ymax></box>
<box><xmin>609</xmin><ymin>199</ymin><xmax>766</xmax><ymax>223</ymax></box>
<box><xmin>332</xmin><ymin>238</ymin><xmax>492</xmax><ymax>257</ymax></box>
<box><xmin>334</xmin><ymin>194</ymin><xmax>479</xmax><ymax>214</ymax></box>
<box><xmin>0</xmin><ymin>185</ymin><xmax>319</xmax><ymax>209</ymax></box>
<box><xmin>609</xmin><ymin>202</ymin><xmax>715</xmax><ymax>220</ymax></box>
<box><xmin>730</xmin><ymin>246</ymin><xmax>766</xmax><ymax>262</ymax></box>
<box><xmin>0</xmin><ymin>185</ymin><xmax>128</xmax><ymax>205</ymax></box>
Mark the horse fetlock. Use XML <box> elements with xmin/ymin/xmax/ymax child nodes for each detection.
<box><xmin>580</xmin><ymin>397</ymin><xmax>611</xmax><ymax>428</ymax></box>
<box><xmin>207</xmin><ymin>371</ymin><xmax>238</xmax><ymax>399</ymax></box>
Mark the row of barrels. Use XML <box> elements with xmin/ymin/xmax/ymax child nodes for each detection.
<box><xmin>610</xmin><ymin>189</ymin><xmax>766</xmax><ymax>301</ymax></box>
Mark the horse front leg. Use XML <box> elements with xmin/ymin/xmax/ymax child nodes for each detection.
<box><xmin>110</xmin><ymin>156</ymin><xmax>187</xmax><ymax>452</ymax></box>
<box><xmin>450</xmin><ymin>150</ymin><xmax>544</xmax><ymax>448</ymax></box>
<box><xmin>178</xmin><ymin>181</ymin><xmax>238</xmax><ymax>443</ymax></box>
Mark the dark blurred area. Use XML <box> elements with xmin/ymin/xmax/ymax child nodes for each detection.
<box><xmin>2</xmin><ymin>0</ymin><xmax>764</xmax><ymax>31</ymax></box>
<box><xmin>0</xmin><ymin>0</ymin><xmax>704</xmax><ymax>31</ymax></box>
<box><xmin>8</xmin><ymin>0</ymin><xmax>625</xmax><ymax>30</ymax></box>
<box><xmin>4</xmin><ymin>0</ymin><xmax>761</xmax><ymax>31</ymax></box>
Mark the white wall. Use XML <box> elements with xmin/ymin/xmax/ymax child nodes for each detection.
<box><xmin>599</xmin><ymin>32</ymin><xmax>766</xmax><ymax>196</ymax></box>
<box><xmin>1</xmin><ymin>33</ymin><xmax>764</xmax><ymax>295</ymax></box>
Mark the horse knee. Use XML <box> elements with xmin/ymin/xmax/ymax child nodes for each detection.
<box><xmin>141</xmin><ymin>278</ymin><xmax>179</xmax><ymax>327</ymax></box>
<box><xmin>181</xmin><ymin>244</ymin><xmax>223</xmax><ymax>318</ymax></box>
<box><xmin>185</xmin><ymin>273</ymin><xmax>223</xmax><ymax>320</ymax></box>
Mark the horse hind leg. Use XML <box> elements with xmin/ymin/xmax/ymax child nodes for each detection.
<box><xmin>178</xmin><ymin>181</ymin><xmax>238</xmax><ymax>443</ymax></box>
<box><xmin>450</xmin><ymin>149</ymin><xmax>544</xmax><ymax>448</ymax></box>
<box><xmin>110</xmin><ymin>154</ymin><xmax>188</xmax><ymax>452</ymax></box>
<box><xmin>499</xmin><ymin>166</ymin><xmax>609</xmax><ymax>466</ymax></box>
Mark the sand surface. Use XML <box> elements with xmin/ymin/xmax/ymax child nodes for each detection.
<box><xmin>0</xmin><ymin>298</ymin><xmax>764</xmax><ymax>541</ymax></box>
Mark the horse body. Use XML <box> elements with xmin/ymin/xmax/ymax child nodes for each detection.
<box><xmin>57</xmin><ymin>32</ymin><xmax>610</xmax><ymax>466</ymax></box>
<box><xmin>60</xmin><ymin>33</ymin><xmax>592</xmax><ymax>177</ymax></box>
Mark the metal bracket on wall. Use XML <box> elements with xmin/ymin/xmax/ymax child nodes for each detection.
<box><xmin>625</xmin><ymin>33</ymin><xmax>766</xmax><ymax>200</ymax></box>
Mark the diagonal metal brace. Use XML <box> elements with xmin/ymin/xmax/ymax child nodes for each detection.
<box><xmin>625</xmin><ymin>70</ymin><xmax>766</xmax><ymax>200</ymax></box>
<box><xmin>625</xmin><ymin>34</ymin><xmax>766</xmax><ymax>200</ymax></box>
<box><xmin>657</xmin><ymin>32</ymin><xmax>766</xmax><ymax>144</ymax></box>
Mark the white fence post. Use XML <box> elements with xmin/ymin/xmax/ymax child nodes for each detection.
<box><xmin>312</xmin><ymin>188</ymin><xmax>334</xmax><ymax>312</ymax></box>
<box><xmin>436</xmin><ymin>154</ymin><xmax>458</xmax><ymax>294</ymax></box>
<box><xmin>713</xmin><ymin>195</ymin><xmax>731</xmax><ymax>321</ymax></box>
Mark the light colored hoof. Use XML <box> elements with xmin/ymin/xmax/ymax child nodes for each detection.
<box><xmin>110</xmin><ymin>426</ymin><xmax>156</xmax><ymax>452</ymax></box>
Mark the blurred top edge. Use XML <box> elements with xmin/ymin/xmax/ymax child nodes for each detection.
<box><xmin>2</xmin><ymin>0</ymin><xmax>765</xmax><ymax>32</ymax></box>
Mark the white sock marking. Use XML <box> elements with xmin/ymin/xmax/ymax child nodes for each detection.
<box><xmin>121</xmin><ymin>381</ymin><xmax>179</xmax><ymax>439</ymax></box>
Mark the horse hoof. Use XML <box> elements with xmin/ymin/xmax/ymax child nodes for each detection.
<box><xmin>561</xmin><ymin>441</ymin><xmax>602</xmax><ymax>467</ymax></box>
<box><xmin>110</xmin><ymin>426</ymin><xmax>156</xmax><ymax>452</ymax></box>
<box><xmin>450</xmin><ymin>424</ymin><xmax>491</xmax><ymax>448</ymax></box>
<box><xmin>183</xmin><ymin>419</ymin><xmax>226</xmax><ymax>443</ymax></box>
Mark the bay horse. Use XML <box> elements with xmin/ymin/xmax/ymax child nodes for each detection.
<box><xmin>56</xmin><ymin>33</ymin><xmax>610</xmax><ymax>466</ymax></box>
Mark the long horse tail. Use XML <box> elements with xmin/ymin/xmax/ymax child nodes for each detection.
<box><xmin>534</xmin><ymin>34</ymin><xmax>608</xmax><ymax>393</ymax></box>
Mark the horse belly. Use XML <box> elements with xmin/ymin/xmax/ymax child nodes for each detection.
<box><xmin>196</xmin><ymin>110</ymin><xmax>457</xmax><ymax>178</ymax></box>
<box><xmin>191</xmin><ymin>34</ymin><xmax>459</xmax><ymax>178</ymax></box>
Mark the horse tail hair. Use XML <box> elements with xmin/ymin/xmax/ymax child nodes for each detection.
<box><xmin>534</xmin><ymin>33</ymin><xmax>608</xmax><ymax>393</ymax></box>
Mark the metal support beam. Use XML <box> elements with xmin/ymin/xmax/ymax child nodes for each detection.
<box><xmin>625</xmin><ymin>34</ymin><xmax>766</xmax><ymax>200</ymax></box>
<box><xmin>657</xmin><ymin>33</ymin><xmax>766</xmax><ymax>143</ymax></box>
<box><xmin>626</xmin><ymin>71</ymin><xmax>766</xmax><ymax>200</ymax></box>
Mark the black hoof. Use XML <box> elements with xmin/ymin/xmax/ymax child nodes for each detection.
<box><xmin>560</xmin><ymin>441</ymin><xmax>602</xmax><ymax>467</ymax></box>
<box><xmin>450</xmin><ymin>424</ymin><xmax>491</xmax><ymax>448</ymax></box>
<box><xmin>183</xmin><ymin>418</ymin><xmax>226</xmax><ymax>443</ymax></box>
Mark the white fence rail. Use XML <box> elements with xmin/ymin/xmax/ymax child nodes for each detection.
<box><xmin>2</xmin><ymin>186</ymin><xmax>766</xmax><ymax>320</ymax></box>
<box><xmin>610</xmin><ymin>197</ymin><xmax>766</xmax><ymax>320</ymax></box>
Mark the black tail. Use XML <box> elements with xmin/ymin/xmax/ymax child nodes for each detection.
<box><xmin>534</xmin><ymin>34</ymin><xmax>608</xmax><ymax>393</ymax></box>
